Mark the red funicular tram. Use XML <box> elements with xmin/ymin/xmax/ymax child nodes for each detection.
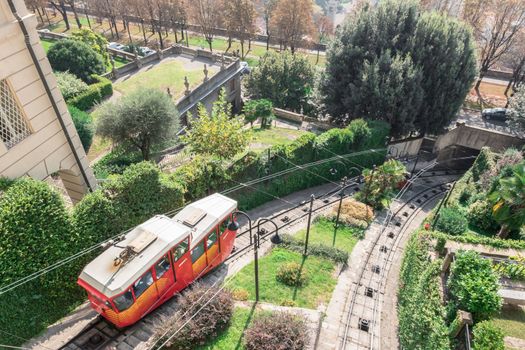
<box><xmin>78</xmin><ymin>193</ymin><xmax>239</xmax><ymax>328</ymax></box>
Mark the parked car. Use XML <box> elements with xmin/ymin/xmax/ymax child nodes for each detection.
<box><xmin>107</xmin><ymin>42</ymin><xmax>126</xmax><ymax>51</ymax></box>
<box><xmin>139</xmin><ymin>47</ymin><xmax>156</xmax><ymax>56</ymax></box>
<box><xmin>482</xmin><ymin>108</ymin><xmax>508</xmax><ymax>122</ymax></box>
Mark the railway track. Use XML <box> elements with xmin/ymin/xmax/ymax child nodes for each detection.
<box><xmin>338</xmin><ymin>173</ymin><xmax>458</xmax><ymax>350</ymax></box>
<box><xmin>57</xmin><ymin>168</ymin><xmax>465</xmax><ymax>350</ymax></box>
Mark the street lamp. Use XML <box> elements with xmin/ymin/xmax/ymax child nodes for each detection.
<box><xmin>254</xmin><ymin>218</ymin><xmax>281</xmax><ymax>302</ymax></box>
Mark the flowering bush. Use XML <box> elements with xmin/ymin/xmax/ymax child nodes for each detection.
<box><xmin>276</xmin><ymin>262</ymin><xmax>308</xmax><ymax>287</ymax></box>
<box><xmin>244</xmin><ymin>311</ymin><xmax>309</xmax><ymax>350</ymax></box>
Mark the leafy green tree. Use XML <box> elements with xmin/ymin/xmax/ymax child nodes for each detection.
<box><xmin>68</xmin><ymin>105</ymin><xmax>94</xmax><ymax>152</ymax></box>
<box><xmin>245</xmin><ymin>51</ymin><xmax>315</xmax><ymax>112</ymax></box>
<box><xmin>96</xmin><ymin>88</ymin><xmax>179</xmax><ymax>160</ymax></box>
<box><xmin>489</xmin><ymin>162</ymin><xmax>525</xmax><ymax>238</ymax></box>
<box><xmin>55</xmin><ymin>71</ymin><xmax>89</xmax><ymax>100</ymax></box>
<box><xmin>71</xmin><ymin>28</ymin><xmax>110</xmax><ymax>65</ymax></box>
<box><xmin>358</xmin><ymin>159</ymin><xmax>407</xmax><ymax>209</ymax></box>
<box><xmin>47</xmin><ymin>39</ymin><xmax>105</xmax><ymax>83</ymax></box>
<box><xmin>243</xmin><ymin>99</ymin><xmax>275</xmax><ymax>128</ymax></box>
<box><xmin>449</xmin><ymin>250</ymin><xmax>502</xmax><ymax>320</ymax></box>
<box><xmin>321</xmin><ymin>0</ymin><xmax>476</xmax><ymax>136</ymax></box>
<box><xmin>182</xmin><ymin>90</ymin><xmax>249</xmax><ymax>159</ymax></box>
<box><xmin>508</xmin><ymin>87</ymin><xmax>525</xmax><ymax>132</ymax></box>
<box><xmin>472</xmin><ymin>321</ymin><xmax>505</xmax><ymax>350</ymax></box>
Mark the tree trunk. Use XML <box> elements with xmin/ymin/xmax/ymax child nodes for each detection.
<box><xmin>127</xmin><ymin>21</ymin><xmax>133</xmax><ymax>43</ymax></box>
<box><xmin>141</xmin><ymin>19</ymin><xmax>147</xmax><ymax>44</ymax></box>
<box><xmin>35</xmin><ymin>7</ymin><xmax>44</xmax><ymax>24</ymax></box>
<box><xmin>474</xmin><ymin>78</ymin><xmax>483</xmax><ymax>109</ymax></box>
<box><xmin>240</xmin><ymin>39</ymin><xmax>244</xmax><ymax>59</ymax></box>
<box><xmin>158</xmin><ymin>28</ymin><xmax>164</xmax><ymax>49</ymax></box>
<box><xmin>207</xmin><ymin>37</ymin><xmax>213</xmax><ymax>52</ymax></box>
<box><xmin>43</xmin><ymin>8</ymin><xmax>51</xmax><ymax>24</ymax></box>
<box><xmin>173</xmin><ymin>25</ymin><xmax>178</xmax><ymax>42</ymax></box>
<box><xmin>226</xmin><ymin>36</ymin><xmax>232</xmax><ymax>52</ymax></box>
<box><xmin>316</xmin><ymin>46</ymin><xmax>320</xmax><ymax>64</ymax></box>
<box><xmin>85</xmin><ymin>11</ymin><xmax>91</xmax><ymax>29</ymax></box>
<box><xmin>113</xmin><ymin>18</ymin><xmax>120</xmax><ymax>39</ymax></box>
<box><xmin>70</xmin><ymin>3</ymin><xmax>82</xmax><ymax>28</ymax></box>
<box><xmin>497</xmin><ymin>225</ymin><xmax>510</xmax><ymax>239</ymax></box>
<box><xmin>53</xmin><ymin>2</ymin><xmax>70</xmax><ymax>31</ymax></box>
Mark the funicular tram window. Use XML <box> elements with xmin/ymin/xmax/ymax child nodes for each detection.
<box><xmin>133</xmin><ymin>270</ymin><xmax>154</xmax><ymax>299</ymax></box>
<box><xmin>173</xmin><ymin>239</ymin><xmax>188</xmax><ymax>262</ymax></box>
<box><xmin>219</xmin><ymin>218</ymin><xmax>229</xmax><ymax>235</ymax></box>
<box><xmin>155</xmin><ymin>255</ymin><xmax>171</xmax><ymax>279</ymax></box>
<box><xmin>113</xmin><ymin>289</ymin><xmax>133</xmax><ymax>312</ymax></box>
<box><xmin>207</xmin><ymin>231</ymin><xmax>218</xmax><ymax>248</ymax></box>
<box><xmin>191</xmin><ymin>240</ymin><xmax>205</xmax><ymax>263</ymax></box>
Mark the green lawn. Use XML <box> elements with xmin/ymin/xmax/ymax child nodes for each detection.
<box><xmin>248</xmin><ymin>126</ymin><xmax>307</xmax><ymax>153</ymax></box>
<box><xmin>295</xmin><ymin>217</ymin><xmax>362</xmax><ymax>253</ymax></box>
<box><xmin>196</xmin><ymin>307</ymin><xmax>257</xmax><ymax>350</ymax></box>
<box><xmin>113</xmin><ymin>59</ymin><xmax>214</xmax><ymax>98</ymax></box>
<box><xmin>492</xmin><ymin>305</ymin><xmax>525</xmax><ymax>340</ymax></box>
<box><xmin>40</xmin><ymin>38</ymin><xmax>57</xmax><ymax>53</ymax></box>
<box><xmin>228</xmin><ymin>248</ymin><xmax>337</xmax><ymax>309</ymax></box>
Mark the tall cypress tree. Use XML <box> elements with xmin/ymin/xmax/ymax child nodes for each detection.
<box><xmin>320</xmin><ymin>0</ymin><xmax>477</xmax><ymax>137</ymax></box>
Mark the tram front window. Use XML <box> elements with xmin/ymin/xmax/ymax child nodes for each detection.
<box><xmin>113</xmin><ymin>289</ymin><xmax>133</xmax><ymax>312</ymax></box>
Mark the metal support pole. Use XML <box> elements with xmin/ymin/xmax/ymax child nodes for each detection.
<box><xmin>411</xmin><ymin>153</ymin><xmax>420</xmax><ymax>178</ymax></box>
<box><xmin>304</xmin><ymin>194</ymin><xmax>315</xmax><ymax>256</ymax></box>
<box><xmin>253</xmin><ymin>232</ymin><xmax>259</xmax><ymax>302</ymax></box>
<box><xmin>333</xmin><ymin>177</ymin><xmax>347</xmax><ymax>247</ymax></box>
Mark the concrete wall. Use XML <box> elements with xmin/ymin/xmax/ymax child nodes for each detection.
<box><xmin>0</xmin><ymin>0</ymin><xmax>96</xmax><ymax>203</ymax></box>
<box><xmin>434</xmin><ymin>123</ymin><xmax>525</xmax><ymax>154</ymax></box>
<box><xmin>388</xmin><ymin>137</ymin><xmax>424</xmax><ymax>158</ymax></box>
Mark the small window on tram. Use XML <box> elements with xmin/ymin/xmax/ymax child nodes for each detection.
<box><xmin>113</xmin><ymin>289</ymin><xmax>133</xmax><ymax>312</ymax></box>
<box><xmin>155</xmin><ymin>255</ymin><xmax>171</xmax><ymax>279</ymax></box>
<box><xmin>207</xmin><ymin>231</ymin><xmax>218</xmax><ymax>248</ymax></box>
<box><xmin>191</xmin><ymin>240</ymin><xmax>205</xmax><ymax>263</ymax></box>
<box><xmin>219</xmin><ymin>219</ymin><xmax>229</xmax><ymax>235</ymax></box>
<box><xmin>173</xmin><ymin>239</ymin><xmax>188</xmax><ymax>262</ymax></box>
<box><xmin>133</xmin><ymin>270</ymin><xmax>154</xmax><ymax>299</ymax></box>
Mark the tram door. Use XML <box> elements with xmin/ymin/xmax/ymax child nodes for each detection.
<box><xmin>154</xmin><ymin>254</ymin><xmax>174</xmax><ymax>299</ymax></box>
<box><xmin>172</xmin><ymin>238</ymin><xmax>193</xmax><ymax>287</ymax></box>
<box><xmin>206</xmin><ymin>229</ymin><xmax>220</xmax><ymax>267</ymax></box>
<box><xmin>191</xmin><ymin>239</ymin><xmax>208</xmax><ymax>278</ymax></box>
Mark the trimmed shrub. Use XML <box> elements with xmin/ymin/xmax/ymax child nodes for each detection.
<box><xmin>55</xmin><ymin>71</ymin><xmax>89</xmax><ymax>100</ymax></box>
<box><xmin>0</xmin><ymin>178</ymin><xmax>86</xmax><ymax>345</ymax></box>
<box><xmin>47</xmin><ymin>39</ymin><xmax>105</xmax><ymax>83</ymax></box>
<box><xmin>280</xmin><ymin>234</ymin><xmax>349</xmax><ymax>264</ymax></box>
<box><xmin>153</xmin><ymin>284</ymin><xmax>234</xmax><ymax>350</ymax></box>
<box><xmin>472</xmin><ymin>147</ymin><xmax>495</xmax><ymax>183</ymax></box>
<box><xmin>244</xmin><ymin>311</ymin><xmax>309</xmax><ymax>350</ymax></box>
<box><xmin>68</xmin><ymin>75</ymin><xmax>113</xmax><ymax>111</ymax></box>
<box><xmin>232</xmin><ymin>288</ymin><xmax>249</xmax><ymax>301</ymax></box>
<box><xmin>93</xmin><ymin>146</ymin><xmax>143</xmax><ymax>179</ymax></box>
<box><xmin>398</xmin><ymin>233</ymin><xmax>450</xmax><ymax>350</ymax></box>
<box><xmin>328</xmin><ymin>198</ymin><xmax>374</xmax><ymax>229</ymax></box>
<box><xmin>472</xmin><ymin>321</ymin><xmax>505</xmax><ymax>350</ymax></box>
<box><xmin>449</xmin><ymin>250</ymin><xmax>502</xmax><ymax>320</ymax></box>
<box><xmin>276</xmin><ymin>262</ymin><xmax>308</xmax><ymax>287</ymax></box>
<box><xmin>431</xmin><ymin>230</ymin><xmax>525</xmax><ymax>249</ymax></box>
<box><xmin>68</xmin><ymin>105</ymin><xmax>94</xmax><ymax>152</ymax></box>
<box><xmin>73</xmin><ymin>162</ymin><xmax>185</xmax><ymax>243</ymax></box>
<box><xmin>467</xmin><ymin>199</ymin><xmax>499</xmax><ymax>233</ymax></box>
<box><xmin>434</xmin><ymin>207</ymin><xmax>468</xmax><ymax>235</ymax></box>
<box><xmin>0</xmin><ymin>177</ymin><xmax>15</xmax><ymax>192</ymax></box>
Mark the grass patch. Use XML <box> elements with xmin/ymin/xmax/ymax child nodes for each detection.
<box><xmin>195</xmin><ymin>306</ymin><xmax>259</xmax><ymax>350</ymax></box>
<box><xmin>229</xmin><ymin>247</ymin><xmax>337</xmax><ymax>309</ymax></box>
<box><xmin>248</xmin><ymin>126</ymin><xmax>307</xmax><ymax>153</ymax></box>
<box><xmin>113</xmin><ymin>59</ymin><xmax>214</xmax><ymax>98</ymax></box>
<box><xmin>295</xmin><ymin>217</ymin><xmax>362</xmax><ymax>253</ymax></box>
<box><xmin>40</xmin><ymin>38</ymin><xmax>57</xmax><ymax>53</ymax></box>
<box><xmin>492</xmin><ymin>305</ymin><xmax>525</xmax><ymax>340</ymax></box>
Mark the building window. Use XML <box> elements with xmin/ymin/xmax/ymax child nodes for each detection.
<box><xmin>0</xmin><ymin>79</ymin><xmax>31</xmax><ymax>149</ymax></box>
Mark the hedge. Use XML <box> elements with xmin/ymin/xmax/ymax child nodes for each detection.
<box><xmin>73</xmin><ymin>162</ymin><xmax>185</xmax><ymax>245</ymax></box>
<box><xmin>430</xmin><ymin>230</ymin><xmax>525</xmax><ymax>249</ymax></box>
<box><xmin>68</xmin><ymin>105</ymin><xmax>94</xmax><ymax>152</ymax></box>
<box><xmin>0</xmin><ymin>178</ymin><xmax>86</xmax><ymax>345</ymax></box>
<box><xmin>279</xmin><ymin>234</ymin><xmax>349</xmax><ymax>264</ymax></box>
<box><xmin>398</xmin><ymin>232</ymin><xmax>450</xmax><ymax>350</ymax></box>
<box><xmin>67</xmin><ymin>75</ymin><xmax>113</xmax><ymax>111</ymax></box>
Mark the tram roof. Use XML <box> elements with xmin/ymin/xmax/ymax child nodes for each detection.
<box><xmin>78</xmin><ymin>193</ymin><xmax>237</xmax><ymax>298</ymax></box>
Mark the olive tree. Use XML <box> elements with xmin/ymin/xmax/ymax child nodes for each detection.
<box><xmin>96</xmin><ymin>88</ymin><xmax>179</xmax><ymax>160</ymax></box>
